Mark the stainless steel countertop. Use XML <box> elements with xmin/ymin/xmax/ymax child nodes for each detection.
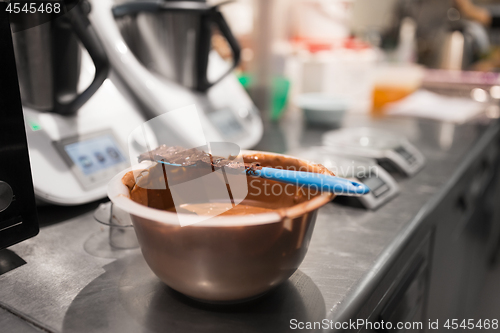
<box><xmin>1</xmin><ymin>112</ymin><xmax>498</xmax><ymax>333</ymax></box>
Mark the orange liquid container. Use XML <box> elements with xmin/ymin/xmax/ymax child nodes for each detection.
<box><xmin>372</xmin><ymin>86</ymin><xmax>417</xmax><ymax>112</ymax></box>
<box><xmin>371</xmin><ymin>64</ymin><xmax>424</xmax><ymax>115</ymax></box>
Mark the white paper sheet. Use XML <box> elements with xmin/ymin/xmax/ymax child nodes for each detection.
<box><xmin>385</xmin><ymin>90</ymin><xmax>485</xmax><ymax>124</ymax></box>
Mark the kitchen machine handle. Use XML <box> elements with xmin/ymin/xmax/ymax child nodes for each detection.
<box><xmin>55</xmin><ymin>1</ymin><xmax>109</xmax><ymax>115</ymax></box>
<box><xmin>196</xmin><ymin>9</ymin><xmax>241</xmax><ymax>92</ymax></box>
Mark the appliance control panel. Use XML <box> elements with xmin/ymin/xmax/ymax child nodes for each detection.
<box><xmin>53</xmin><ymin>130</ymin><xmax>129</xmax><ymax>190</ymax></box>
<box><xmin>383</xmin><ymin>142</ymin><xmax>426</xmax><ymax>177</ymax></box>
<box><xmin>354</xmin><ymin>165</ymin><xmax>400</xmax><ymax>210</ymax></box>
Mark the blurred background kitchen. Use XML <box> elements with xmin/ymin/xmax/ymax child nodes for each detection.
<box><xmin>2</xmin><ymin>0</ymin><xmax>500</xmax><ymax>332</ymax></box>
<box><xmin>217</xmin><ymin>0</ymin><xmax>500</xmax><ymax>120</ymax></box>
<box><xmin>218</xmin><ymin>4</ymin><xmax>500</xmax><ymax>323</ymax></box>
<box><xmin>223</xmin><ymin>0</ymin><xmax>500</xmax><ymax>323</ymax></box>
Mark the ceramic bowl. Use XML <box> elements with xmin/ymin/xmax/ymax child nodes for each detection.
<box><xmin>296</xmin><ymin>93</ymin><xmax>348</xmax><ymax>126</ymax></box>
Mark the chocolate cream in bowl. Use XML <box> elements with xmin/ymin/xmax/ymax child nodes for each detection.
<box><xmin>117</xmin><ymin>146</ymin><xmax>335</xmax><ymax>302</ymax></box>
<box><xmin>122</xmin><ymin>145</ymin><xmax>333</xmax><ymax>216</ymax></box>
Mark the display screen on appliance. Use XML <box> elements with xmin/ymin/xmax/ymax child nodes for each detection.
<box><xmin>208</xmin><ymin>108</ymin><xmax>243</xmax><ymax>138</ymax></box>
<box><xmin>360</xmin><ymin>176</ymin><xmax>384</xmax><ymax>191</ymax></box>
<box><xmin>395</xmin><ymin>146</ymin><xmax>416</xmax><ymax>164</ymax></box>
<box><xmin>64</xmin><ymin>135</ymin><xmax>126</xmax><ymax>175</ymax></box>
<box><xmin>359</xmin><ymin>176</ymin><xmax>389</xmax><ymax>198</ymax></box>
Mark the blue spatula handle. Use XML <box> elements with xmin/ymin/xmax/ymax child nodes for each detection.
<box><xmin>252</xmin><ymin>167</ymin><xmax>370</xmax><ymax>196</ymax></box>
<box><xmin>156</xmin><ymin>160</ymin><xmax>370</xmax><ymax>196</ymax></box>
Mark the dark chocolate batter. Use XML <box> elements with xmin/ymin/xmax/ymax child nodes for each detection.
<box><xmin>125</xmin><ymin>146</ymin><xmax>334</xmax><ymax>215</ymax></box>
<box><xmin>138</xmin><ymin>145</ymin><xmax>261</xmax><ymax>173</ymax></box>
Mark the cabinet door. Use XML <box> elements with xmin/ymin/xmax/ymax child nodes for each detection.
<box><xmin>354</xmin><ymin>234</ymin><xmax>431</xmax><ymax>333</ymax></box>
<box><xmin>426</xmin><ymin>137</ymin><xmax>500</xmax><ymax>327</ymax></box>
<box><xmin>377</xmin><ymin>256</ymin><xmax>427</xmax><ymax>333</ymax></box>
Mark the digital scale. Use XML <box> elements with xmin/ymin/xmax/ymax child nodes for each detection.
<box><xmin>322</xmin><ymin>128</ymin><xmax>425</xmax><ymax>177</ymax></box>
<box><xmin>290</xmin><ymin>147</ymin><xmax>400</xmax><ymax>210</ymax></box>
<box><xmin>23</xmin><ymin>55</ymin><xmax>149</xmax><ymax>205</ymax></box>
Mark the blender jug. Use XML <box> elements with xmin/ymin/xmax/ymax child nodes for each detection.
<box><xmin>10</xmin><ymin>1</ymin><xmax>109</xmax><ymax>115</ymax></box>
<box><xmin>113</xmin><ymin>0</ymin><xmax>241</xmax><ymax>92</ymax></box>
